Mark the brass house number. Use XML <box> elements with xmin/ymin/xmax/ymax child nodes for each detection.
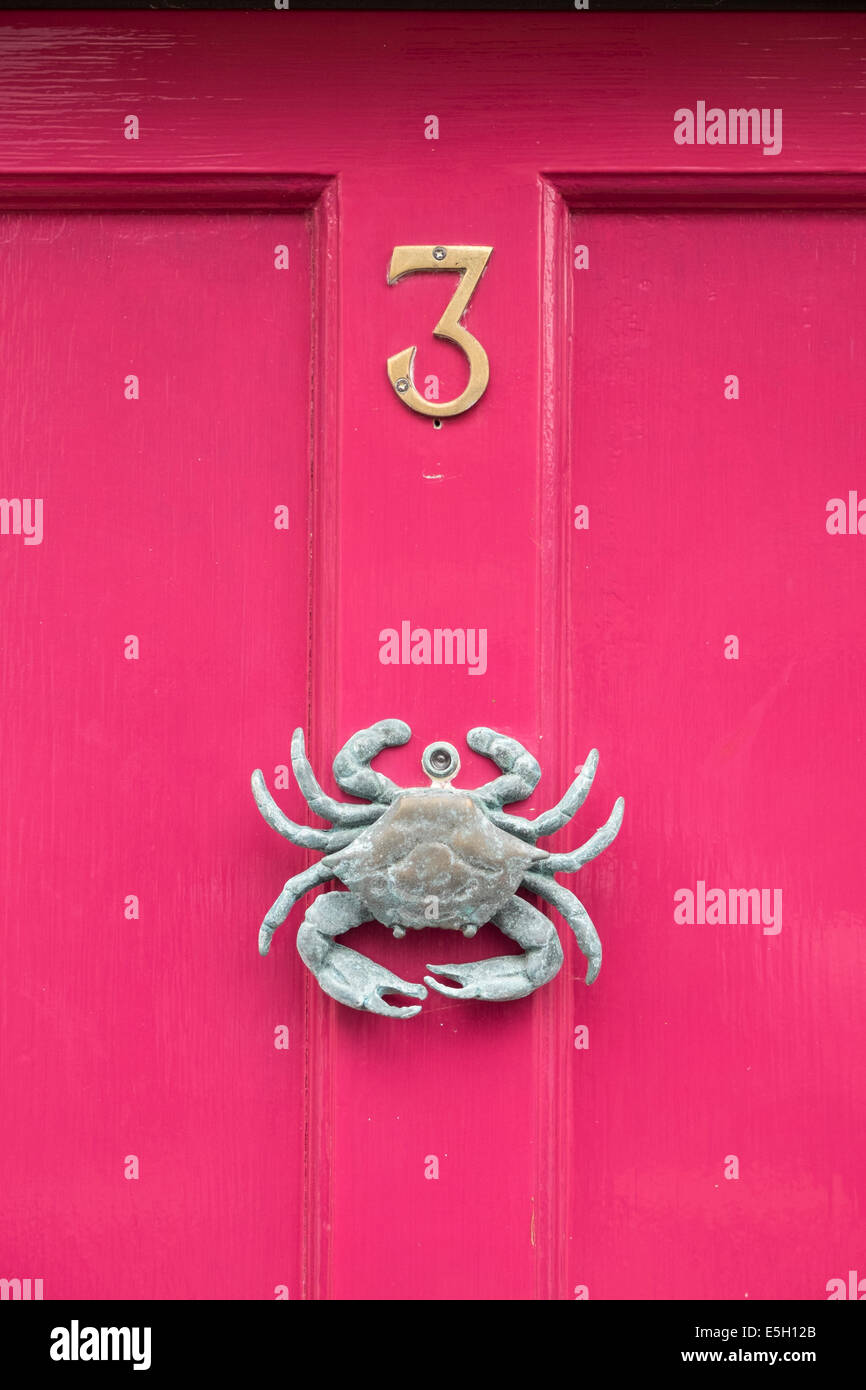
<box><xmin>387</xmin><ymin>245</ymin><xmax>493</xmax><ymax>418</ymax></box>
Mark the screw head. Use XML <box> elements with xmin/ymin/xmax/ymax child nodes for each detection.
<box><xmin>432</xmin><ymin>246</ymin><xmax>447</xmax><ymax>261</ymax></box>
<box><xmin>395</xmin><ymin>378</ymin><xmax>410</xmax><ymax>393</ymax></box>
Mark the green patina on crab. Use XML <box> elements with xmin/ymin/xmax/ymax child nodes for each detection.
<box><xmin>252</xmin><ymin>720</ymin><xmax>623</xmax><ymax>1019</ymax></box>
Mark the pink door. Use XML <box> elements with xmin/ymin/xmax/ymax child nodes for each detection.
<box><xmin>1</xmin><ymin>11</ymin><xmax>864</xmax><ymax>1305</ymax></box>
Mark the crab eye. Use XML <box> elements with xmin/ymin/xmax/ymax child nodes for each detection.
<box><xmin>422</xmin><ymin>741</ymin><xmax>460</xmax><ymax>781</ymax></box>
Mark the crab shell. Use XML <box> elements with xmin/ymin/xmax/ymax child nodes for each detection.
<box><xmin>321</xmin><ymin>788</ymin><xmax>549</xmax><ymax>931</ymax></box>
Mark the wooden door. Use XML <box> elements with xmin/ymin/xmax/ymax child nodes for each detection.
<box><xmin>1</xmin><ymin>12</ymin><xmax>864</xmax><ymax>1304</ymax></box>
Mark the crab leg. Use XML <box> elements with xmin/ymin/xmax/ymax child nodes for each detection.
<box><xmin>258</xmin><ymin>860</ymin><xmax>334</xmax><ymax>956</ymax></box>
<box><xmin>524</xmin><ymin>871</ymin><xmax>602</xmax><ymax>984</ymax></box>
<box><xmin>480</xmin><ymin>750</ymin><xmax>601</xmax><ymax>843</ymax></box>
<box><xmin>541</xmin><ymin>795</ymin><xmax>625</xmax><ymax>873</ymax></box>
<box><xmin>424</xmin><ymin>895</ymin><xmax>563</xmax><ymax>1002</ymax></box>
<box><xmin>251</xmin><ymin>769</ymin><xmax>359</xmax><ymax>850</ymax></box>
<box><xmin>298</xmin><ymin>891</ymin><xmax>428</xmax><ymax>1020</ymax></box>
<box><xmin>467</xmin><ymin>727</ymin><xmax>542</xmax><ymax>807</ymax></box>
<box><xmin>291</xmin><ymin>728</ymin><xmax>384</xmax><ymax>826</ymax></box>
<box><xmin>529</xmin><ymin>749</ymin><xmax>600</xmax><ymax>835</ymax></box>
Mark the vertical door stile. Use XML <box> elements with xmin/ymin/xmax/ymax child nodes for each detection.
<box><xmin>304</xmin><ymin>178</ymin><xmax>340</xmax><ymax>1301</ymax></box>
<box><xmin>534</xmin><ymin>177</ymin><xmax>575</xmax><ymax>1299</ymax></box>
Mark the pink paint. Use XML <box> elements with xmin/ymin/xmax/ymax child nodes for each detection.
<box><xmin>0</xmin><ymin>12</ymin><xmax>864</xmax><ymax>1302</ymax></box>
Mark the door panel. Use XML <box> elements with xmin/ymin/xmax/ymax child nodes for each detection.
<box><xmin>0</xmin><ymin>209</ymin><xmax>313</xmax><ymax>1298</ymax></box>
<box><xmin>562</xmin><ymin>193</ymin><xmax>866</xmax><ymax>1298</ymax></box>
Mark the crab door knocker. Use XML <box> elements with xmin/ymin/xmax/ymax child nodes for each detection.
<box><xmin>251</xmin><ymin>720</ymin><xmax>624</xmax><ymax>1019</ymax></box>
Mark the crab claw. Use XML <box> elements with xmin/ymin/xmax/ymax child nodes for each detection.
<box><xmin>424</xmin><ymin>963</ymin><xmax>482</xmax><ymax>1000</ymax></box>
<box><xmin>296</xmin><ymin>891</ymin><xmax>431</xmax><ymax>1018</ymax></box>
<box><xmin>311</xmin><ymin>939</ymin><xmax>429</xmax><ymax>1018</ymax></box>
<box><xmin>424</xmin><ymin>957</ymin><xmax>540</xmax><ymax>1003</ymax></box>
<box><xmin>364</xmin><ymin>977</ymin><xmax>428</xmax><ymax>1020</ymax></box>
<box><xmin>423</xmin><ymin>901</ymin><xmax>564</xmax><ymax>1002</ymax></box>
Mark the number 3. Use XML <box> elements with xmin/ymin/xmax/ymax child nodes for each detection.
<box><xmin>387</xmin><ymin>245</ymin><xmax>492</xmax><ymax>418</ymax></box>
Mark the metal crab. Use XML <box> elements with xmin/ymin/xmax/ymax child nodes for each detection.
<box><xmin>252</xmin><ymin>720</ymin><xmax>623</xmax><ymax>1019</ymax></box>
